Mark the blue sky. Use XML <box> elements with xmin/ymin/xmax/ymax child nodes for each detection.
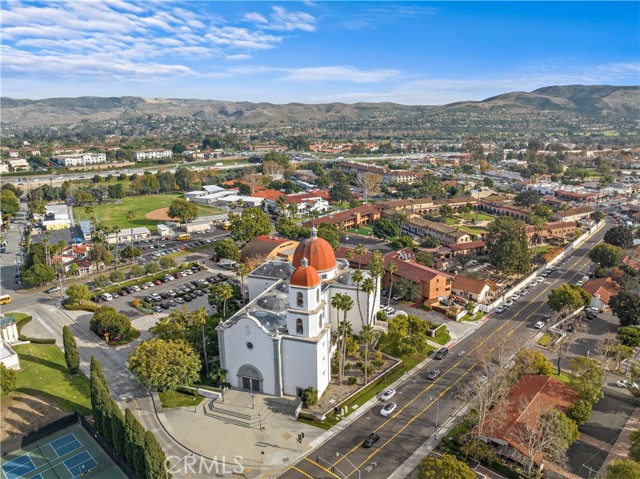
<box><xmin>2</xmin><ymin>1</ymin><xmax>638</xmax><ymax>104</ymax></box>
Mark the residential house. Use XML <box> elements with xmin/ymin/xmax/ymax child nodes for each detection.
<box><xmin>480</xmin><ymin>375</ymin><xmax>579</xmax><ymax>469</ymax></box>
<box><xmin>383</xmin><ymin>258</ymin><xmax>453</xmax><ymax>301</ymax></box>
<box><xmin>403</xmin><ymin>216</ymin><xmax>473</xmax><ymax>245</ymax></box>
<box><xmin>581</xmin><ymin>277</ymin><xmax>620</xmax><ymax>311</ymax></box>
<box><xmin>6</xmin><ymin>158</ymin><xmax>30</xmax><ymax>171</ymax></box>
<box><xmin>451</xmin><ymin>275</ymin><xmax>498</xmax><ymax>303</ymax></box>
<box><xmin>552</xmin><ymin>206</ymin><xmax>594</xmax><ymax>223</ymax></box>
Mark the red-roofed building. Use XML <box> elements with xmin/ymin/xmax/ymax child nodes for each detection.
<box><xmin>554</xmin><ymin>190</ymin><xmax>602</xmax><ymax>203</ymax></box>
<box><xmin>480</xmin><ymin>375</ymin><xmax>579</xmax><ymax>469</ymax></box>
<box><xmin>240</xmin><ymin>235</ymin><xmax>300</xmax><ymax>262</ymax></box>
<box><xmin>452</xmin><ymin>275</ymin><xmax>498</xmax><ymax>303</ymax></box>
<box><xmin>251</xmin><ymin>189</ymin><xmax>286</xmax><ymax>201</ymax></box>
<box><xmin>525</xmin><ymin>221</ymin><xmax>576</xmax><ymax>243</ymax></box>
<box><xmin>302</xmin><ymin>205</ymin><xmax>381</xmax><ymax>230</ymax></box>
<box><xmin>581</xmin><ymin>277</ymin><xmax>621</xmax><ymax>311</ymax></box>
<box><xmin>263</xmin><ymin>190</ymin><xmax>330</xmax><ymax>217</ymax></box>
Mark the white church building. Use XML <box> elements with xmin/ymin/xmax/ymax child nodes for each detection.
<box><xmin>217</xmin><ymin>227</ymin><xmax>380</xmax><ymax>399</ymax></box>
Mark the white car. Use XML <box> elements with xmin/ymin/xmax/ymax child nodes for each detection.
<box><xmin>576</xmin><ymin>280</ymin><xmax>584</xmax><ymax>287</ymax></box>
<box><xmin>534</xmin><ymin>321</ymin><xmax>545</xmax><ymax>329</ymax></box>
<box><xmin>505</xmin><ymin>300</ymin><xmax>514</xmax><ymax>307</ymax></box>
<box><xmin>512</xmin><ymin>294</ymin><xmax>521</xmax><ymax>300</ymax></box>
<box><xmin>495</xmin><ymin>305</ymin><xmax>507</xmax><ymax>314</ymax></box>
<box><xmin>617</xmin><ymin>379</ymin><xmax>639</xmax><ymax>389</ymax></box>
<box><xmin>380</xmin><ymin>389</ymin><xmax>396</xmax><ymax>401</ymax></box>
<box><xmin>380</xmin><ymin>402</ymin><xmax>397</xmax><ymax>417</ymax></box>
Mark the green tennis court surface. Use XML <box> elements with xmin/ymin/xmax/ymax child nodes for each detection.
<box><xmin>1</xmin><ymin>424</ymin><xmax>126</xmax><ymax>479</ymax></box>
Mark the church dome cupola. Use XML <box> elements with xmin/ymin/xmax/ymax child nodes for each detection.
<box><xmin>290</xmin><ymin>257</ymin><xmax>321</xmax><ymax>288</ymax></box>
<box><xmin>292</xmin><ymin>226</ymin><xmax>337</xmax><ymax>273</ymax></box>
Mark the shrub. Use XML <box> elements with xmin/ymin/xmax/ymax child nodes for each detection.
<box><xmin>1</xmin><ymin>363</ymin><xmax>17</xmax><ymax>394</ymax></box>
<box><xmin>348</xmin><ymin>377</ymin><xmax>357</xmax><ymax>385</ymax></box>
<box><xmin>90</xmin><ymin>306</ymin><xmax>131</xmax><ymax>341</ymax></box>
<box><xmin>301</xmin><ymin>386</ymin><xmax>318</xmax><ymax>407</ymax></box>
<box><xmin>64</xmin><ymin>301</ymin><xmax>100</xmax><ymax>312</ymax></box>
<box><xmin>27</xmin><ymin>338</ymin><xmax>56</xmax><ymax>344</ymax></box>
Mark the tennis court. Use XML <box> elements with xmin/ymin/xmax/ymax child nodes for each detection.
<box><xmin>1</xmin><ymin>424</ymin><xmax>126</xmax><ymax>479</ymax></box>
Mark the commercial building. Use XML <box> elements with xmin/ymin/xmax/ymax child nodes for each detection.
<box><xmin>133</xmin><ymin>149</ymin><xmax>172</xmax><ymax>161</ymax></box>
<box><xmin>51</xmin><ymin>153</ymin><xmax>107</xmax><ymax>167</ymax></box>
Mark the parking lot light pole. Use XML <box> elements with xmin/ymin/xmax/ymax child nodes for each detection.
<box><xmin>336</xmin><ymin>451</ymin><xmax>360</xmax><ymax>479</ymax></box>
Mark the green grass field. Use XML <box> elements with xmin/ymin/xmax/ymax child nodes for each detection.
<box><xmin>11</xmin><ymin>344</ymin><xmax>91</xmax><ymax>414</ymax></box>
<box><xmin>348</xmin><ymin>226</ymin><xmax>374</xmax><ymax>236</ymax></box>
<box><xmin>159</xmin><ymin>390</ymin><xmax>205</xmax><ymax>408</ymax></box>
<box><xmin>457</xmin><ymin>225</ymin><xmax>489</xmax><ymax>236</ymax></box>
<box><xmin>456</xmin><ymin>212</ymin><xmax>495</xmax><ymax>222</ymax></box>
<box><xmin>73</xmin><ymin>194</ymin><xmax>223</xmax><ymax>231</ymax></box>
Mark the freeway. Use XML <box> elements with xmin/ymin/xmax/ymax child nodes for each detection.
<box><xmin>275</xmin><ymin>221</ymin><xmax>609</xmax><ymax>479</ymax></box>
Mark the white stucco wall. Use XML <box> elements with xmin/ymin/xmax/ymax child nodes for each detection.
<box><xmin>247</xmin><ymin>277</ymin><xmax>279</xmax><ymax>302</ymax></box>
<box><xmin>281</xmin><ymin>330</ymin><xmax>330</xmax><ymax>397</ymax></box>
<box><xmin>326</xmin><ymin>283</ymin><xmax>380</xmax><ymax>335</ymax></box>
<box><xmin>220</xmin><ymin>317</ymin><xmax>279</xmax><ymax>395</ymax></box>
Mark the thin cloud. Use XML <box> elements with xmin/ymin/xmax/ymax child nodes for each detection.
<box><xmin>244</xmin><ymin>6</ymin><xmax>317</xmax><ymax>32</ymax></box>
<box><xmin>283</xmin><ymin>66</ymin><xmax>402</xmax><ymax>83</ymax></box>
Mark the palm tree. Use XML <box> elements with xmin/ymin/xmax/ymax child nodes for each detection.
<box><xmin>362</xmin><ymin>277</ymin><xmax>376</xmax><ymax>325</ymax></box>
<box><xmin>360</xmin><ymin>324</ymin><xmax>375</xmax><ymax>385</ymax></box>
<box><xmin>112</xmin><ymin>225</ymin><xmax>121</xmax><ymax>268</ymax></box>
<box><xmin>352</xmin><ymin>269</ymin><xmax>365</xmax><ymax>325</ymax></box>
<box><xmin>331</xmin><ymin>294</ymin><xmax>345</xmax><ymax>381</ymax></box>
<box><xmin>386</xmin><ymin>260</ymin><xmax>397</xmax><ymax>307</ymax></box>
<box><xmin>288</xmin><ymin>203</ymin><xmax>298</xmax><ymax>219</ymax></box>
<box><xmin>126</xmin><ymin>210</ymin><xmax>135</xmax><ymax>248</ymax></box>
<box><xmin>339</xmin><ymin>294</ymin><xmax>354</xmax><ymax>378</ymax></box>
<box><xmin>355</xmin><ymin>243</ymin><xmax>367</xmax><ymax>270</ymax></box>
<box><xmin>276</xmin><ymin>195</ymin><xmax>286</xmax><ymax>215</ymax></box>
<box><xmin>43</xmin><ymin>232</ymin><xmax>51</xmax><ymax>266</ymax></box>
<box><xmin>235</xmin><ymin>262</ymin><xmax>250</xmax><ymax>304</ymax></box>
<box><xmin>189</xmin><ymin>307</ymin><xmax>210</xmax><ymax>379</ymax></box>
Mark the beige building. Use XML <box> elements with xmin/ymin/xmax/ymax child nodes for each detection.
<box><xmin>403</xmin><ymin>216</ymin><xmax>472</xmax><ymax>245</ymax></box>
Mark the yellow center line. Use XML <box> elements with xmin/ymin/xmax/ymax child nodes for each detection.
<box><xmin>303</xmin><ymin>457</ymin><xmax>342</xmax><ymax>478</ymax></box>
<box><xmin>342</xmin><ymin>239</ymin><xmax>602</xmax><ymax>476</ymax></box>
<box><xmin>291</xmin><ymin>466</ymin><xmax>316</xmax><ymax>479</ymax></box>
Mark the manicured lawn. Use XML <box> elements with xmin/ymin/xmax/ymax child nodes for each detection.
<box><xmin>457</xmin><ymin>225</ymin><xmax>489</xmax><ymax>236</ymax></box>
<box><xmin>537</xmin><ymin>333</ymin><xmax>553</xmax><ymax>347</ymax></box>
<box><xmin>536</xmin><ymin>245</ymin><xmax>557</xmax><ymax>255</ymax></box>
<box><xmin>348</xmin><ymin>226</ymin><xmax>374</xmax><ymax>236</ymax></box>
<box><xmin>431</xmin><ymin>331</ymin><xmax>452</xmax><ymax>345</ymax></box>
<box><xmin>457</xmin><ymin>212</ymin><xmax>495</xmax><ymax>222</ymax></box>
<box><xmin>12</xmin><ymin>344</ymin><xmax>91</xmax><ymax>415</ymax></box>
<box><xmin>159</xmin><ymin>390</ymin><xmax>204</xmax><ymax>408</ymax></box>
<box><xmin>550</xmin><ymin>369</ymin><xmax>572</xmax><ymax>385</ymax></box>
<box><xmin>107</xmin><ymin>327</ymin><xmax>140</xmax><ymax>347</ymax></box>
<box><xmin>73</xmin><ymin>194</ymin><xmax>223</xmax><ymax>231</ymax></box>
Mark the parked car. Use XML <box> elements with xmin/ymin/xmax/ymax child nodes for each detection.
<box><xmin>380</xmin><ymin>389</ymin><xmax>396</xmax><ymax>401</ymax></box>
<box><xmin>495</xmin><ymin>305</ymin><xmax>507</xmax><ymax>314</ymax></box>
<box><xmin>505</xmin><ymin>300</ymin><xmax>514</xmax><ymax>307</ymax></box>
<box><xmin>617</xmin><ymin>379</ymin><xmax>639</xmax><ymax>389</ymax></box>
<box><xmin>100</xmin><ymin>293</ymin><xmax>113</xmax><ymax>301</ymax></box>
<box><xmin>44</xmin><ymin>286</ymin><xmax>61</xmax><ymax>294</ymax></box>
<box><xmin>427</xmin><ymin>370</ymin><xmax>440</xmax><ymax>380</ymax></box>
<box><xmin>380</xmin><ymin>402</ymin><xmax>397</xmax><ymax>417</ymax></box>
<box><xmin>434</xmin><ymin>347</ymin><xmax>449</xmax><ymax>360</ymax></box>
<box><xmin>362</xmin><ymin>433</ymin><xmax>380</xmax><ymax>448</ymax></box>
<box><xmin>175</xmin><ymin>297</ymin><xmax>185</xmax><ymax>304</ymax></box>
<box><xmin>534</xmin><ymin>321</ymin><xmax>545</xmax><ymax>329</ymax></box>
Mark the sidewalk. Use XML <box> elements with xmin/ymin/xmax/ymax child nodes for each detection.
<box><xmin>600</xmin><ymin>404</ymin><xmax>640</xmax><ymax>469</ymax></box>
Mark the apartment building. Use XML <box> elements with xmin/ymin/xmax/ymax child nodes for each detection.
<box><xmin>403</xmin><ymin>216</ymin><xmax>472</xmax><ymax>245</ymax></box>
<box><xmin>51</xmin><ymin>153</ymin><xmax>107</xmax><ymax>167</ymax></box>
<box><xmin>133</xmin><ymin>149</ymin><xmax>172</xmax><ymax>161</ymax></box>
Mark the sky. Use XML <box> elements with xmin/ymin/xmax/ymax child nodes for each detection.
<box><xmin>2</xmin><ymin>1</ymin><xmax>639</xmax><ymax>104</ymax></box>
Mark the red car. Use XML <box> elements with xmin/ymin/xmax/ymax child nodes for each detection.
<box><xmin>154</xmin><ymin>280</ymin><xmax>163</xmax><ymax>285</ymax></box>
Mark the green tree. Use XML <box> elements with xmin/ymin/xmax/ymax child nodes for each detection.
<box><xmin>66</xmin><ymin>284</ymin><xmax>92</xmax><ymax>304</ymax></box>
<box><xmin>567</xmin><ymin>399</ymin><xmax>593</xmax><ymax>425</ymax></box>
<box><xmin>629</xmin><ymin>429</ymin><xmax>640</xmax><ymax>462</ymax></box>
<box><xmin>213</xmin><ymin>239</ymin><xmax>241</xmax><ymax>262</ymax></box>
<box><xmin>588</xmin><ymin>242</ymin><xmax>624</xmax><ymax>268</ymax></box>
<box><xmin>109</xmin><ymin>270</ymin><xmax>125</xmax><ymax>283</ymax></box>
<box><xmin>120</xmin><ymin>245</ymin><xmax>142</xmax><ymax>261</ymax></box>
<box><xmin>604</xmin><ymin>460</ymin><xmax>640</xmax><ymax>479</ymax></box>
<box><xmin>511</xmin><ymin>348</ymin><xmax>553</xmax><ymax>377</ymax></box>
<box><xmin>372</xmin><ymin>219</ymin><xmax>400</xmax><ymax>240</ymax></box>
<box><xmin>417</xmin><ymin>453</ymin><xmax>475</xmax><ymax>479</ymax></box>
<box><xmin>209</xmin><ymin>283</ymin><xmax>234</xmax><ymax>318</ymax></box>
<box><xmin>93</xmin><ymin>275</ymin><xmax>110</xmax><ymax>289</ymax></box>
<box><xmin>438</xmin><ymin>204</ymin><xmax>454</xmax><ymax>220</ymax></box>
<box><xmin>317</xmin><ymin>223</ymin><xmax>341</xmax><ymax>250</ymax></box>
<box><xmin>168</xmin><ymin>198</ymin><xmax>199</xmax><ymax>228</ymax></box>
<box><xmin>0</xmin><ymin>363</ymin><xmax>17</xmax><ymax>394</ymax></box>
<box><xmin>386</xmin><ymin>260</ymin><xmax>397</xmax><ymax>307</ymax></box>
<box><xmin>144</xmin><ymin>262</ymin><xmax>160</xmax><ymax>275</ymax></box>
<box><xmin>395</xmin><ymin>277</ymin><xmax>421</xmax><ymax>302</ymax></box>
<box><xmin>129</xmin><ymin>264</ymin><xmax>144</xmax><ymax>278</ymax></box>
<box><xmin>0</xmin><ymin>189</ymin><xmax>20</xmax><ymax>217</ymax></box>
<box><xmin>229</xmin><ymin>207</ymin><xmax>272</xmax><ymax>243</ymax></box>
<box><xmin>514</xmin><ymin>190</ymin><xmax>541</xmax><ymax>207</ymax></box>
<box><xmin>126</xmin><ymin>210</ymin><xmax>135</xmax><ymax>247</ymax></box>
<box><xmin>110</xmin><ymin>406</ymin><xmax>125</xmax><ymax>459</ymax></box>
<box><xmin>144</xmin><ymin>430</ymin><xmax>167</xmax><ymax>479</ymax></box>
<box><xmin>328</xmin><ymin>172</ymin><xmax>354</xmax><ymax>203</ymax></box>
<box><xmin>62</xmin><ymin>326</ymin><xmax>80</xmax><ymax>375</ymax></box>
<box><xmin>301</xmin><ymin>386</ymin><xmax>318</xmax><ymax>407</ymax></box>
<box><xmin>591</xmin><ymin>210</ymin><xmax>605</xmax><ymax>222</ymax></box>
<box><xmin>360</xmin><ymin>324</ymin><xmax>375</xmax><ymax>385</ymax></box>
<box><xmin>22</xmin><ymin>263</ymin><xmax>56</xmax><ymax>286</ymax></box>
<box><xmin>90</xmin><ymin>357</ymin><xmax>110</xmax><ymax>439</ymax></box>
<box><xmin>390</xmin><ymin>235</ymin><xmax>414</xmax><ymax>250</ymax></box>
<box><xmin>89</xmin><ymin>243</ymin><xmax>113</xmax><ymax>270</ymax></box>
<box><xmin>90</xmin><ymin>306</ymin><xmax>132</xmax><ymax>341</ymax></box>
<box><xmin>618</xmin><ymin>326</ymin><xmax>640</xmax><ymax>347</ymax></box>
<box><xmin>275</xmin><ymin>217</ymin><xmax>308</xmax><ymax>240</ymax></box>
<box><xmin>547</xmin><ymin>284</ymin><xmax>591</xmax><ymax>312</ymax></box>
<box><xmin>610</xmin><ymin>292</ymin><xmax>640</xmax><ymax>327</ymax></box>
<box><xmin>128</xmin><ymin>338</ymin><xmax>201</xmax><ymax>391</ymax></box>
<box><xmin>569</xmin><ymin>356</ymin><xmax>605</xmax><ymax>404</ymax></box>
<box><xmin>487</xmin><ymin>216</ymin><xmax>531</xmax><ymax>276</ymax></box>
<box><xmin>331</xmin><ymin>293</ymin><xmax>354</xmax><ymax>380</ymax></box>
<box><xmin>415</xmin><ymin>251</ymin><xmax>435</xmax><ymax>267</ymax></box>
<box><xmin>158</xmin><ymin>256</ymin><xmax>176</xmax><ymax>270</ymax></box>
<box><xmin>542</xmin><ymin>409</ymin><xmax>579</xmax><ymax>452</ymax></box>
<box><xmin>28</xmin><ymin>199</ymin><xmax>47</xmax><ymax>218</ymax></box>
<box><xmin>604</xmin><ymin>226</ymin><xmax>634</xmax><ymax>249</ymax></box>
<box><xmin>124</xmin><ymin>408</ymin><xmax>147</xmax><ymax>479</ymax></box>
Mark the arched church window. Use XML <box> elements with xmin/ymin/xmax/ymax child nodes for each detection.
<box><xmin>296</xmin><ymin>292</ymin><xmax>304</xmax><ymax>307</ymax></box>
<box><xmin>296</xmin><ymin>318</ymin><xmax>303</xmax><ymax>334</ymax></box>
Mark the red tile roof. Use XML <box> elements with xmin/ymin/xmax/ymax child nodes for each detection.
<box><xmin>582</xmin><ymin>277</ymin><xmax>620</xmax><ymax>305</ymax></box>
<box><xmin>251</xmin><ymin>189</ymin><xmax>286</xmax><ymax>201</ymax></box>
<box><xmin>448</xmin><ymin>240</ymin><xmax>486</xmax><ymax>252</ymax></box>
<box><xmin>302</xmin><ymin>205</ymin><xmax>380</xmax><ymax>227</ymax></box>
<box><xmin>452</xmin><ymin>275</ymin><xmax>497</xmax><ymax>295</ymax></box>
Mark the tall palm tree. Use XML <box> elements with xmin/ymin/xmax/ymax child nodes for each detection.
<box><xmin>352</xmin><ymin>269</ymin><xmax>365</xmax><ymax>325</ymax></box>
<box><xmin>339</xmin><ymin>294</ymin><xmax>354</xmax><ymax>379</ymax></box>
<box><xmin>112</xmin><ymin>225</ymin><xmax>121</xmax><ymax>268</ymax></box>
<box><xmin>355</xmin><ymin>243</ymin><xmax>367</xmax><ymax>270</ymax></box>
<box><xmin>386</xmin><ymin>260</ymin><xmax>397</xmax><ymax>307</ymax></box>
<box><xmin>126</xmin><ymin>210</ymin><xmax>135</xmax><ymax>248</ymax></box>
<box><xmin>190</xmin><ymin>307</ymin><xmax>210</xmax><ymax>379</ymax></box>
<box><xmin>235</xmin><ymin>262</ymin><xmax>250</xmax><ymax>304</ymax></box>
<box><xmin>360</xmin><ymin>324</ymin><xmax>375</xmax><ymax>385</ymax></box>
<box><xmin>362</xmin><ymin>277</ymin><xmax>376</xmax><ymax>325</ymax></box>
<box><xmin>275</xmin><ymin>195</ymin><xmax>286</xmax><ymax>215</ymax></box>
<box><xmin>331</xmin><ymin>294</ymin><xmax>345</xmax><ymax>381</ymax></box>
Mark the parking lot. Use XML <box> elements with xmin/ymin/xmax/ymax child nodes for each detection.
<box><xmin>95</xmin><ymin>264</ymin><xmax>239</xmax><ymax>318</ymax></box>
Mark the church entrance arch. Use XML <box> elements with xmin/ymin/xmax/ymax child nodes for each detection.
<box><xmin>237</xmin><ymin>364</ymin><xmax>263</xmax><ymax>392</ymax></box>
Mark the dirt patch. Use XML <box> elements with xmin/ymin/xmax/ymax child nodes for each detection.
<box><xmin>145</xmin><ymin>207</ymin><xmax>177</xmax><ymax>221</ymax></box>
<box><xmin>0</xmin><ymin>392</ymin><xmax>69</xmax><ymax>440</ymax></box>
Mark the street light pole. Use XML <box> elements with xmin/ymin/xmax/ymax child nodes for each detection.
<box><xmin>336</xmin><ymin>451</ymin><xmax>361</xmax><ymax>479</ymax></box>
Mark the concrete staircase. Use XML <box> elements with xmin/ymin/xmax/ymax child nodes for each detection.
<box><xmin>203</xmin><ymin>399</ymin><xmax>273</xmax><ymax>429</ymax></box>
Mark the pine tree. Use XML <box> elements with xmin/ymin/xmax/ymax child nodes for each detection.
<box><xmin>124</xmin><ymin>408</ymin><xmax>147</xmax><ymax>479</ymax></box>
<box><xmin>144</xmin><ymin>430</ymin><xmax>168</xmax><ymax>479</ymax></box>
<box><xmin>111</xmin><ymin>404</ymin><xmax>126</xmax><ymax>458</ymax></box>
<box><xmin>90</xmin><ymin>357</ymin><xmax>105</xmax><ymax>435</ymax></box>
<box><xmin>62</xmin><ymin>326</ymin><xmax>80</xmax><ymax>375</ymax></box>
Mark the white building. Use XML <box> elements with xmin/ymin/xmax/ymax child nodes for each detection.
<box><xmin>51</xmin><ymin>153</ymin><xmax>107</xmax><ymax>167</ymax></box>
<box><xmin>106</xmin><ymin>227</ymin><xmax>150</xmax><ymax>244</ymax></box>
<box><xmin>133</xmin><ymin>149</ymin><xmax>172</xmax><ymax>161</ymax></box>
<box><xmin>185</xmin><ymin>189</ymin><xmax>236</xmax><ymax>205</ymax></box>
<box><xmin>218</xmin><ymin>227</ymin><xmax>379</xmax><ymax>399</ymax></box>
<box><xmin>0</xmin><ymin>316</ymin><xmax>20</xmax><ymax>370</ymax></box>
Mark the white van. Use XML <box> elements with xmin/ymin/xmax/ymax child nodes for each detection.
<box><xmin>101</xmin><ymin>293</ymin><xmax>113</xmax><ymax>301</ymax></box>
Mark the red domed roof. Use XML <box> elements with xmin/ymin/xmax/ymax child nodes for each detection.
<box><xmin>290</xmin><ymin>259</ymin><xmax>320</xmax><ymax>288</ymax></box>
<box><xmin>292</xmin><ymin>226</ymin><xmax>337</xmax><ymax>272</ymax></box>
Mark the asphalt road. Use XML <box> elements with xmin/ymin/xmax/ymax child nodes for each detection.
<box><xmin>277</xmin><ymin>222</ymin><xmax>609</xmax><ymax>479</ymax></box>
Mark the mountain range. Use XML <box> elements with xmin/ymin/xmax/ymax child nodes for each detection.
<box><xmin>1</xmin><ymin>85</ymin><xmax>638</xmax><ymax>131</ymax></box>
